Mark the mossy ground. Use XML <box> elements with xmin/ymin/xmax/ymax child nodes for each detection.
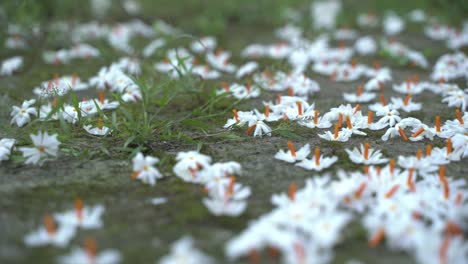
<box><xmin>1</xmin><ymin>0</ymin><xmax>467</xmax><ymax>263</ymax></box>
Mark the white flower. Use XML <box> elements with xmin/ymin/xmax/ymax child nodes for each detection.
<box><xmin>236</xmin><ymin>61</ymin><xmax>258</xmax><ymax>79</ymax></box>
<box><xmin>159</xmin><ymin>236</ymin><xmax>214</xmax><ymax>264</ymax></box>
<box><xmin>384</xmin><ymin>13</ymin><xmax>405</xmax><ymax>35</ymax></box>
<box><xmin>24</xmin><ymin>215</ymin><xmax>76</xmax><ymax>247</ymax></box>
<box><xmin>1</xmin><ymin>56</ymin><xmax>23</xmax><ymax>75</ymax></box>
<box><xmin>391</xmin><ymin>96</ymin><xmax>422</xmax><ymax>112</ymax></box>
<box><xmin>55</xmin><ymin>200</ymin><xmax>105</xmax><ymax>229</ymax></box>
<box><xmin>345</xmin><ymin>143</ymin><xmax>388</xmax><ymax>165</ymax></box>
<box><xmin>191</xmin><ymin>36</ymin><xmax>217</xmax><ymax>53</ymax></box>
<box><xmin>274</xmin><ymin>142</ymin><xmax>310</xmax><ymax>163</ymax></box>
<box><xmin>58</xmin><ymin>242</ymin><xmax>121</xmax><ymax>264</ymax></box>
<box><xmin>0</xmin><ymin>138</ymin><xmax>16</xmax><ymax>161</ymax></box>
<box><xmin>355</xmin><ymin>36</ymin><xmax>377</xmax><ymax>55</ymax></box>
<box><xmin>296</xmin><ymin>148</ymin><xmax>338</xmax><ymax>171</ymax></box>
<box><xmin>318</xmin><ymin>126</ymin><xmax>353</xmax><ymax>142</ymax></box>
<box><xmin>246</xmin><ymin>120</ymin><xmax>272</xmax><ymax>137</ymax></box>
<box><xmin>18</xmin><ymin>131</ymin><xmax>61</xmax><ymax>165</ymax></box>
<box><xmin>131</xmin><ymin>153</ymin><xmax>163</xmax><ymax>185</ymax></box>
<box><xmin>84</xmin><ymin>121</ymin><xmax>111</xmax><ymax>136</ymax></box>
<box><xmin>149</xmin><ymin>197</ymin><xmax>168</xmax><ymax>205</ymax></box>
<box><xmin>173</xmin><ymin>151</ymin><xmax>212</xmax><ymax>182</ymax></box>
<box><xmin>10</xmin><ymin>99</ymin><xmax>37</xmax><ymax>127</ymax></box>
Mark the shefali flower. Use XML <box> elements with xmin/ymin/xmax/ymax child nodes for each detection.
<box><xmin>58</xmin><ymin>239</ymin><xmax>121</xmax><ymax>264</ymax></box>
<box><xmin>318</xmin><ymin>124</ymin><xmax>353</xmax><ymax>142</ymax></box>
<box><xmin>355</xmin><ymin>36</ymin><xmax>377</xmax><ymax>55</ymax></box>
<box><xmin>131</xmin><ymin>152</ymin><xmax>163</xmax><ymax>185</ymax></box>
<box><xmin>246</xmin><ymin>119</ymin><xmax>272</xmax><ymax>137</ymax></box>
<box><xmin>346</xmin><ymin>142</ymin><xmax>389</xmax><ymax>165</ymax></box>
<box><xmin>442</xmin><ymin>88</ymin><xmax>468</xmax><ymax>111</ymax></box>
<box><xmin>24</xmin><ymin>214</ymin><xmax>76</xmax><ymax>247</ymax></box>
<box><xmin>173</xmin><ymin>151</ymin><xmax>212</xmax><ymax>182</ymax></box>
<box><xmin>391</xmin><ymin>94</ymin><xmax>422</xmax><ymax>112</ymax></box>
<box><xmin>159</xmin><ymin>236</ymin><xmax>214</xmax><ymax>264</ymax></box>
<box><xmin>296</xmin><ymin>147</ymin><xmax>338</xmax><ymax>171</ymax></box>
<box><xmin>1</xmin><ymin>56</ymin><xmax>23</xmax><ymax>75</ymax></box>
<box><xmin>203</xmin><ymin>176</ymin><xmax>250</xmax><ymax>216</ymax></box>
<box><xmin>206</xmin><ymin>51</ymin><xmax>237</xmax><ymax>73</ymax></box>
<box><xmin>18</xmin><ymin>131</ymin><xmax>61</xmax><ymax>165</ymax></box>
<box><xmin>84</xmin><ymin>119</ymin><xmax>111</xmax><ymax>136</ymax></box>
<box><xmin>55</xmin><ymin>199</ymin><xmax>105</xmax><ymax>229</ymax></box>
<box><xmin>343</xmin><ymin>85</ymin><xmax>376</xmax><ymax>103</ymax></box>
<box><xmin>191</xmin><ymin>36</ymin><xmax>217</xmax><ymax>53</ymax></box>
<box><xmin>375</xmin><ymin>105</ymin><xmax>401</xmax><ymax>128</ymax></box>
<box><xmin>223</xmin><ymin>109</ymin><xmax>255</xmax><ymax>129</ymax></box>
<box><xmin>297</xmin><ymin>110</ymin><xmax>333</xmax><ymax>128</ymax></box>
<box><xmin>10</xmin><ymin>99</ymin><xmax>37</xmax><ymax>127</ymax></box>
<box><xmin>274</xmin><ymin>141</ymin><xmax>310</xmax><ymax>163</ymax></box>
<box><xmin>451</xmin><ymin>133</ymin><xmax>468</xmax><ymax>157</ymax></box>
<box><xmin>0</xmin><ymin>138</ymin><xmax>16</xmax><ymax>161</ymax></box>
<box><xmin>236</xmin><ymin>61</ymin><xmax>258</xmax><ymax>79</ymax></box>
<box><xmin>364</xmin><ymin>67</ymin><xmax>392</xmax><ymax>91</ymax></box>
<box><xmin>191</xmin><ymin>65</ymin><xmax>221</xmax><ymax>80</ymax></box>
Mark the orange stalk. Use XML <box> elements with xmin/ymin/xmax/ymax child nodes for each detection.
<box><xmin>389</xmin><ymin>159</ymin><xmax>395</xmax><ymax>175</ymax></box>
<box><xmin>369</xmin><ymin>228</ymin><xmax>385</xmax><ymax>248</ymax></box>
<box><xmin>346</xmin><ymin>115</ymin><xmax>352</xmax><ymax>129</ymax></box>
<box><xmin>412</xmin><ymin>128</ymin><xmax>425</xmax><ymax>138</ymax></box>
<box><xmin>75</xmin><ymin>198</ymin><xmax>83</xmax><ymax>221</ymax></box>
<box><xmin>385</xmin><ymin>185</ymin><xmax>400</xmax><ymax>198</ymax></box>
<box><xmin>435</xmin><ymin>115</ymin><xmax>441</xmax><ymax>132</ymax></box>
<box><xmin>315</xmin><ymin>148</ymin><xmax>320</xmax><ymax>166</ymax></box>
<box><xmin>334</xmin><ymin>124</ymin><xmax>340</xmax><ymax>139</ymax></box>
<box><xmin>85</xmin><ymin>238</ymin><xmax>97</xmax><ymax>260</ymax></box>
<box><xmin>403</xmin><ymin>94</ymin><xmax>412</xmax><ymax>106</ymax></box>
<box><xmin>416</xmin><ymin>149</ymin><xmax>422</xmax><ymax>160</ymax></box>
<box><xmin>289</xmin><ymin>183</ymin><xmax>296</xmax><ymax>201</ymax></box>
<box><xmin>379</xmin><ymin>94</ymin><xmax>386</xmax><ymax>106</ymax></box>
<box><xmin>357</xmin><ymin>85</ymin><xmax>363</xmax><ymax>96</ymax></box>
<box><xmin>426</xmin><ymin>144</ymin><xmax>432</xmax><ymax>156</ymax></box>
<box><xmin>398</xmin><ymin>127</ymin><xmax>408</xmax><ymax>141</ymax></box>
<box><xmin>363</xmin><ymin>142</ymin><xmax>369</xmax><ymax>160</ymax></box>
<box><xmin>287</xmin><ymin>141</ymin><xmax>297</xmax><ymax>158</ymax></box>
<box><xmin>44</xmin><ymin>214</ymin><xmax>56</xmax><ymax>236</ymax></box>
<box><xmin>455</xmin><ymin>109</ymin><xmax>464</xmax><ymax>125</ymax></box>
<box><xmin>296</xmin><ymin>101</ymin><xmax>303</xmax><ymax>116</ymax></box>
<box><xmin>355</xmin><ymin>182</ymin><xmax>367</xmax><ymax>199</ymax></box>
<box><xmin>367</xmin><ymin>111</ymin><xmax>373</xmax><ymax>125</ymax></box>
<box><xmin>246</xmin><ymin>124</ymin><xmax>256</xmax><ymax>135</ymax></box>
<box><xmin>264</xmin><ymin>105</ymin><xmax>270</xmax><ymax>118</ymax></box>
<box><xmin>447</xmin><ymin>138</ymin><xmax>452</xmax><ymax>156</ymax></box>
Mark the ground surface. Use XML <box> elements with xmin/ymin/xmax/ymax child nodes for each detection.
<box><xmin>0</xmin><ymin>0</ymin><xmax>467</xmax><ymax>263</ymax></box>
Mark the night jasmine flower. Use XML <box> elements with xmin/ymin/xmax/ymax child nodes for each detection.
<box><xmin>58</xmin><ymin>239</ymin><xmax>121</xmax><ymax>264</ymax></box>
<box><xmin>343</xmin><ymin>85</ymin><xmax>376</xmax><ymax>103</ymax></box>
<box><xmin>246</xmin><ymin>119</ymin><xmax>272</xmax><ymax>137</ymax></box>
<box><xmin>236</xmin><ymin>61</ymin><xmax>259</xmax><ymax>79</ymax></box>
<box><xmin>1</xmin><ymin>56</ymin><xmax>23</xmax><ymax>75</ymax></box>
<box><xmin>159</xmin><ymin>236</ymin><xmax>214</xmax><ymax>264</ymax></box>
<box><xmin>55</xmin><ymin>199</ymin><xmax>105</xmax><ymax>229</ymax></box>
<box><xmin>391</xmin><ymin>95</ymin><xmax>422</xmax><ymax>112</ymax></box>
<box><xmin>319</xmin><ymin>124</ymin><xmax>353</xmax><ymax>142</ymax></box>
<box><xmin>296</xmin><ymin>147</ymin><xmax>338</xmax><ymax>171</ymax></box>
<box><xmin>10</xmin><ymin>99</ymin><xmax>37</xmax><ymax>127</ymax></box>
<box><xmin>131</xmin><ymin>152</ymin><xmax>163</xmax><ymax>186</ymax></box>
<box><xmin>173</xmin><ymin>151</ymin><xmax>212</xmax><ymax>182</ymax></box>
<box><xmin>346</xmin><ymin>143</ymin><xmax>388</xmax><ymax>165</ymax></box>
<box><xmin>84</xmin><ymin>119</ymin><xmax>111</xmax><ymax>136</ymax></box>
<box><xmin>191</xmin><ymin>36</ymin><xmax>217</xmax><ymax>53</ymax></box>
<box><xmin>19</xmin><ymin>131</ymin><xmax>60</xmax><ymax>165</ymax></box>
<box><xmin>0</xmin><ymin>138</ymin><xmax>16</xmax><ymax>161</ymax></box>
<box><xmin>275</xmin><ymin>141</ymin><xmax>310</xmax><ymax>163</ymax></box>
<box><xmin>24</xmin><ymin>214</ymin><xmax>76</xmax><ymax>247</ymax></box>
